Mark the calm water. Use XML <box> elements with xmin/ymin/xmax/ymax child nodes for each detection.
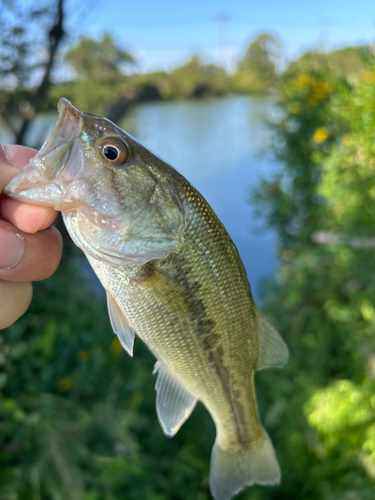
<box><xmin>1</xmin><ymin>95</ymin><xmax>281</xmax><ymax>300</ymax></box>
<box><xmin>120</xmin><ymin>95</ymin><xmax>281</xmax><ymax>300</ymax></box>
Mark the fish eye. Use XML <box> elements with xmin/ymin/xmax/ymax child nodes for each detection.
<box><xmin>99</xmin><ymin>139</ymin><xmax>130</xmax><ymax>165</ymax></box>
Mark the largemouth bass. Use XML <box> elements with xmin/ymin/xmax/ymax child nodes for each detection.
<box><xmin>5</xmin><ymin>99</ymin><xmax>288</xmax><ymax>500</ymax></box>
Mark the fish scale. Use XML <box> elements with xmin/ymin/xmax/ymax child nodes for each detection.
<box><xmin>5</xmin><ymin>98</ymin><xmax>289</xmax><ymax>500</ymax></box>
<box><xmin>87</xmin><ymin>176</ymin><xmax>263</xmax><ymax>449</ymax></box>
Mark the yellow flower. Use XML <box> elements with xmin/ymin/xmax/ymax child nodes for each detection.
<box><xmin>296</xmin><ymin>74</ymin><xmax>312</xmax><ymax>89</ymax></box>
<box><xmin>111</xmin><ymin>337</ymin><xmax>123</xmax><ymax>356</ymax></box>
<box><xmin>313</xmin><ymin>127</ymin><xmax>330</xmax><ymax>144</ymax></box>
<box><xmin>364</xmin><ymin>70</ymin><xmax>375</xmax><ymax>84</ymax></box>
<box><xmin>288</xmin><ymin>102</ymin><xmax>301</xmax><ymax>115</ymax></box>
<box><xmin>58</xmin><ymin>377</ymin><xmax>77</xmax><ymax>391</ymax></box>
<box><xmin>78</xmin><ymin>351</ymin><xmax>90</xmax><ymax>362</ymax></box>
<box><xmin>307</xmin><ymin>81</ymin><xmax>332</xmax><ymax>106</ymax></box>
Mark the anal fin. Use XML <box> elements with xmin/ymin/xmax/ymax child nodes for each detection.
<box><xmin>154</xmin><ymin>362</ymin><xmax>197</xmax><ymax>437</ymax></box>
<box><xmin>106</xmin><ymin>292</ymin><xmax>135</xmax><ymax>357</ymax></box>
<box><xmin>256</xmin><ymin>310</ymin><xmax>289</xmax><ymax>370</ymax></box>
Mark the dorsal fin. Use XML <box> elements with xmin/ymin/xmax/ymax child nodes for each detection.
<box><xmin>154</xmin><ymin>362</ymin><xmax>197</xmax><ymax>437</ymax></box>
<box><xmin>106</xmin><ymin>292</ymin><xmax>135</xmax><ymax>357</ymax></box>
<box><xmin>256</xmin><ymin>310</ymin><xmax>289</xmax><ymax>370</ymax></box>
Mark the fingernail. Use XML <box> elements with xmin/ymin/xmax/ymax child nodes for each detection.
<box><xmin>1</xmin><ymin>144</ymin><xmax>24</xmax><ymax>169</ymax></box>
<box><xmin>1</xmin><ymin>144</ymin><xmax>36</xmax><ymax>169</ymax></box>
<box><xmin>0</xmin><ymin>226</ymin><xmax>25</xmax><ymax>270</ymax></box>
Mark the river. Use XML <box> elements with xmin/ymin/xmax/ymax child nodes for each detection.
<box><xmin>1</xmin><ymin>95</ymin><xmax>282</xmax><ymax>301</ymax></box>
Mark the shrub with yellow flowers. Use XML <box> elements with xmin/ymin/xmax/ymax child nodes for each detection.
<box><xmin>254</xmin><ymin>52</ymin><xmax>375</xmax><ymax>500</ymax></box>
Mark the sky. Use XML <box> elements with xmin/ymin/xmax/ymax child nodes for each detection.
<box><xmin>65</xmin><ymin>0</ymin><xmax>375</xmax><ymax>72</ymax></box>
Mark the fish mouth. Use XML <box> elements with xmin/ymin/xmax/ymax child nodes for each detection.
<box><xmin>4</xmin><ymin>98</ymin><xmax>84</xmax><ymax>209</ymax></box>
<box><xmin>41</xmin><ymin>98</ymin><xmax>83</xmax><ymax>154</ymax></box>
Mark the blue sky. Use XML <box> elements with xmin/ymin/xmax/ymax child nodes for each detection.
<box><xmin>67</xmin><ymin>0</ymin><xmax>375</xmax><ymax>72</ymax></box>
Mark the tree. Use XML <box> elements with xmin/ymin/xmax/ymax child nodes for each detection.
<box><xmin>232</xmin><ymin>33</ymin><xmax>281</xmax><ymax>94</ymax></box>
<box><xmin>65</xmin><ymin>34</ymin><xmax>135</xmax><ymax>84</ymax></box>
<box><xmin>283</xmin><ymin>46</ymin><xmax>372</xmax><ymax>82</ymax></box>
<box><xmin>52</xmin><ymin>34</ymin><xmax>136</xmax><ymax>118</ymax></box>
<box><xmin>0</xmin><ymin>0</ymin><xmax>65</xmax><ymax>145</ymax></box>
<box><xmin>170</xmin><ymin>54</ymin><xmax>230</xmax><ymax>98</ymax></box>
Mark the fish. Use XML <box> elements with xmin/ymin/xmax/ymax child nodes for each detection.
<box><xmin>5</xmin><ymin>98</ymin><xmax>289</xmax><ymax>500</ymax></box>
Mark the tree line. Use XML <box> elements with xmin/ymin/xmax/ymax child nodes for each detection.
<box><xmin>0</xmin><ymin>0</ymin><xmax>371</xmax><ymax>147</ymax></box>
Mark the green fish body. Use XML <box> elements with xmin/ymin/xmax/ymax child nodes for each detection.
<box><xmin>5</xmin><ymin>99</ymin><xmax>289</xmax><ymax>500</ymax></box>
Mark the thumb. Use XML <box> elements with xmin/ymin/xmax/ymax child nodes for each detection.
<box><xmin>0</xmin><ymin>144</ymin><xmax>37</xmax><ymax>193</ymax></box>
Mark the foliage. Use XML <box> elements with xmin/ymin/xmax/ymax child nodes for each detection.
<box><xmin>232</xmin><ymin>34</ymin><xmax>281</xmax><ymax>94</ymax></box>
<box><xmin>254</xmin><ymin>70</ymin><xmax>336</xmax><ymax>249</ymax></box>
<box><xmin>0</xmin><ymin>257</ymin><xmax>215</xmax><ymax>499</ymax></box>
<box><xmin>49</xmin><ymin>34</ymin><xmax>135</xmax><ymax>117</ymax></box>
<box><xmin>51</xmin><ymin>42</ymin><xmax>232</xmax><ymax>119</ymax></box>
<box><xmin>0</xmin><ymin>0</ymin><xmax>65</xmax><ymax>144</ymax></box>
<box><xmin>51</xmin><ymin>51</ymin><xmax>231</xmax><ymax>118</ymax></box>
<box><xmin>65</xmin><ymin>34</ymin><xmax>135</xmax><ymax>83</ymax></box>
<box><xmin>251</xmin><ymin>49</ymin><xmax>375</xmax><ymax>499</ymax></box>
<box><xmin>0</xmin><ymin>1</ymin><xmax>58</xmax><ymax>90</ymax></box>
<box><xmin>50</xmin><ymin>77</ymin><xmax>130</xmax><ymax>118</ymax></box>
<box><xmin>169</xmin><ymin>55</ymin><xmax>230</xmax><ymax>99</ymax></box>
<box><xmin>1</xmin><ymin>15</ymin><xmax>373</xmax><ymax>142</ymax></box>
<box><xmin>284</xmin><ymin>46</ymin><xmax>373</xmax><ymax>82</ymax></box>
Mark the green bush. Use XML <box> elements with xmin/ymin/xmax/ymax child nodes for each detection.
<box><xmin>252</xmin><ymin>56</ymin><xmax>375</xmax><ymax>499</ymax></box>
<box><xmin>0</xmin><ymin>257</ymin><xmax>215</xmax><ymax>499</ymax></box>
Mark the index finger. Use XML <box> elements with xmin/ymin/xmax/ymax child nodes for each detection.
<box><xmin>0</xmin><ymin>144</ymin><xmax>58</xmax><ymax>233</ymax></box>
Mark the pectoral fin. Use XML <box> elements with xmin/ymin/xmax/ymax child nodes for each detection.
<box><xmin>106</xmin><ymin>292</ymin><xmax>135</xmax><ymax>357</ymax></box>
<box><xmin>154</xmin><ymin>362</ymin><xmax>197</xmax><ymax>437</ymax></box>
<box><xmin>139</xmin><ymin>264</ymin><xmax>191</xmax><ymax>315</ymax></box>
<box><xmin>256</xmin><ymin>310</ymin><xmax>289</xmax><ymax>370</ymax></box>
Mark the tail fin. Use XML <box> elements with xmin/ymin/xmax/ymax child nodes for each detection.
<box><xmin>209</xmin><ymin>429</ymin><xmax>280</xmax><ymax>500</ymax></box>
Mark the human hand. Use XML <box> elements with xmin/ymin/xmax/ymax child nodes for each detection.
<box><xmin>0</xmin><ymin>144</ymin><xmax>63</xmax><ymax>329</ymax></box>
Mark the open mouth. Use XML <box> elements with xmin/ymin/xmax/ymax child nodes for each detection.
<box><xmin>4</xmin><ymin>99</ymin><xmax>84</xmax><ymax>208</ymax></box>
<box><xmin>43</xmin><ymin>98</ymin><xmax>83</xmax><ymax>150</ymax></box>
